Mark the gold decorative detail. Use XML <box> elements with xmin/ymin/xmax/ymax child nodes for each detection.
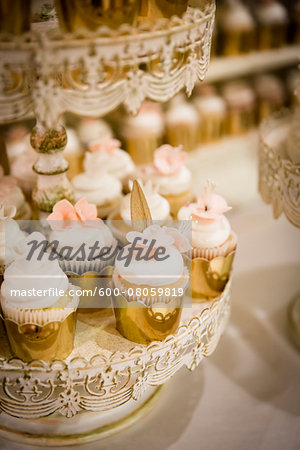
<box><xmin>130</xmin><ymin>179</ymin><xmax>152</xmax><ymax>232</ymax></box>
<box><xmin>192</xmin><ymin>251</ymin><xmax>236</xmax><ymax>300</ymax></box>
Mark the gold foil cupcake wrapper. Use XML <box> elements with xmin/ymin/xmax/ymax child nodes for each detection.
<box><xmin>190</xmin><ymin>250</ymin><xmax>236</xmax><ymax>300</ymax></box>
<box><xmin>111</xmin><ymin>287</ymin><xmax>184</xmax><ymax>345</ymax></box>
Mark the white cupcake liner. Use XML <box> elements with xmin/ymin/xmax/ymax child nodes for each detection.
<box><xmin>0</xmin><ymin>284</ymin><xmax>79</xmax><ymax>326</ymax></box>
<box><xmin>112</xmin><ymin>265</ymin><xmax>189</xmax><ymax>307</ymax></box>
<box><xmin>189</xmin><ymin>232</ymin><xmax>237</xmax><ymax>260</ymax></box>
<box><xmin>59</xmin><ymin>240</ymin><xmax>118</xmax><ymax>275</ymax></box>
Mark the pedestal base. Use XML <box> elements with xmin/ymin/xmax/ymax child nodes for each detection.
<box><xmin>0</xmin><ymin>385</ymin><xmax>162</xmax><ymax>447</ymax></box>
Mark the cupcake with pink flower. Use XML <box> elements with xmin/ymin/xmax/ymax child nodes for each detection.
<box><xmin>177</xmin><ymin>181</ymin><xmax>237</xmax><ymax>299</ymax></box>
<box><xmin>47</xmin><ymin>198</ymin><xmax>117</xmax><ymax>275</ymax></box>
<box><xmin>0</xmin><ymin>166</ymin><xmax>31</xmax><ymax>220</ymax></box>
<box><xmin>85</xmin><ymin>137</ymin><xmax>135</xmax><ymax>192</ymax></box>
<box><xmin>139</xmin><ymin>144</ymin><xmax>193</xmax><ymax>217</ymax></box>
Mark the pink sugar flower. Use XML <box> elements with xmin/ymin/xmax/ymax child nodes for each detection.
<box><xmin>154</xmin><ymin>145</ymin><xmax>186</xmax><ymax>176</ymax></box>
<box><xmin>47</xmin><ymin>198</ymin><xmax>102</xmax><ymax>230</ymax></box>
<box><xmin>89</xmin><ymin>138</ymin><xmax>121</xmax><ymax>155</ymax></box>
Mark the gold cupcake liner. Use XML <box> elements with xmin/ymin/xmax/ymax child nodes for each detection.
<box><xmin>189</xmin><ymin>234</ymin><xmax>237</xmax><ymax>300</ymax></box>
<box><xmin>125</xmin><ymin>136</ymin><xmax>163</xmax><ymax>165</ymax></box>
<box><xmin>0</xmin><ymin>287</ymin><xmax>79</xmax><ymax>362</ymax></box>
<box><xmin>166</xmin><ymin>123</ymin><xmax>201</xmax><ymax>152</ymax></box>
<box><xmin>200</xmin><ymin>115</ymin><xmax>225</xmax><ymax>143</ymax></box>
<box><xmin>220</xmin><ymin>28</ymin><xmax>255</xmax><ymax>56</ymax></box>
<box><xmin>66</xmin><ymin>265</ymin><xmax>114</xmax><ymax>313</ymax></box>
<box><xmin>225</xmin><ymin>110</ymin><xmax>255</xmax><ymax>135</ymax></box>
<box><xmin>111</xmin><ymin>264</ymin><xmax>189</xmax><ymax>344</ymax></box>
<box><xmin>162</xmin><ymin>189</ymin><xmax>194</xmax><ymax>218</ymax></box>
<box><xmin>257</xmin><ymin>24</ymin><xmax>287</xmax><ymax>50</ymax></box>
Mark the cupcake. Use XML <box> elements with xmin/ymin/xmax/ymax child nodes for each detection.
<box><xmin>139</xmin><ymin>144</ymin><xmax>193</xmax><ymax>217</ymax></box>
<box><xmin>0</xmin><ymin>253</ymin><xmax>79</xmax><ymax>361</ymax></box>
<box><xmin>178</xmin><ymin>181</ymin><xmax>237</xmax><ymax>300</ymax></box>
<box><xmin>254</xmin><ymin>0</ymin><xmax>288</xmax><ymax>49</ymax></box>
<box><xmin>55</xmin><ymin>0</ymin><xmax>139</xmax><ymax>31</ymax></box>
<box><xmin>165</xmin><ymin>95</ymin><xmax>201</xmax><ymax>152</ymax></box>
<box><xmin>254</xmin><ymin>74</ymin><xmax>285</xmax><ymax>122</ymax></box>
<box><xmin>217</xmin><ymin>0</ymin><xmax>256</xmax><ymax>56</ymax></box>
<box><xmin>5</xmin><ymin>125</ymin><xmax>29</xmax><ymax>165</ymax></box>
<box><xmin>72</xmin><ymin>171</ymin><xmax>122</xmax><ymax>219</ymax></box>
<box><xmin>85</xmin><ymin>138</ymin><xmax>135</xmax><ymax>192</ymax></box>
<box><xmin>121</xmin><ymin>102</ymin><xmax>164</xmax><ymax>165</ymax></box>
<box><xmin>193</xmin><ymin>85</ymin><xmax>226</xmax><ymax>143</ymax></box>
<box><xmin>64</xmin><ymin>128</ymin><xmax>84</xmax><ymax>180</ymax></box>
<box><xmin>108</xmin><ymin>179</ymin><xmax>171</xmax><ymax>244</ymax></box>
<box><xmin>0</xmin><ymin>166</ymin><xmax>31</xmax><ymax>220</ymax></box>
<box><xmin>222</xmin><ymin>81</ymin><xmax>256</xmax><ymax>135</ymax></box>
<box><xmin>10</xmin><ymin>143</ymin><xmax>37</xmax><ymax>200</ymax></box>
<box><xmin>111</xmin><ymin>180</ymin><xmax>190</xmax><ymax>344</ymax></box>
<box><xmin>47</xmin><ymin>198</ymin><xmax>117</xmax><ymax>275</ymax></box>
<box><xmin>77</xmin><ymin>117</ymin><xmax>113</xmax><ymax>150</ymax></box>
<box><xmin>0</xmin><ymin>203</ymin><xmax>25</xmax><ymax>277</ymax></box>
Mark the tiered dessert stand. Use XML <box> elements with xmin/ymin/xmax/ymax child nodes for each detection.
<box><xmin>259</xmin><ymin>79</ymin><xmax>300</xmax><ymax>348</ymax></box>
<box><xmin>0</xmin><ymin>1</ymin><xmax>235</xmax><ymax>445</ymax></box>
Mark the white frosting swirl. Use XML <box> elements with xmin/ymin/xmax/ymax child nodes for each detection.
<box><xmin>78</xmin><ymin>119</ymin><xmax>112</xmax><ymax>146</ymax></box>
<box><xmin>140</xmin><ymin>166</ymin><xmax>192</xmax><ymax>196</ymax></box>
<box><xmin>72</xmin><ymin>172</ymin><xmax>122</xmax><ymax>205</ymax></box>
<box><xmin>114</xmin><ymin>245</ymin><xmax>184</xmax><ymax>286</ymax></box>
<box><xmin>84</xmin><ymin>148</ymin><xmax>135</xmax><ymax>181</ymax></box>
<box><xmin>0</xmin><ymin>219</ymin><xmax>25</xmax><ymax>267</ymax></box>
<box><xmin>50</xmin><ymin>221</ymin><xmax>116</xmax><ymax>255</ymax></box>
<box><xmin>178</xmin><ymin>203</ymin><xmax>231</xmax><ymax>248</ymax></box>
<box><xmin>120</xmin><ymin>189</ymin><xmax>170</xmax><ymax>224</ymax></box>
<box><xmin>256</xmin><ymin>1</ymin><xmax>288</xmax><ymax>25</ymax></box>
<box><xmin>166</xmin><ymin>102</ymin><xmax>199</xmax><ymax>125</ymax></box>
<box><xmin>218</xmin><ymin>0</ymin><xmax>254</xmax><ymax>30</ymax></box>
<box><xmin>1</xmin><ymin>256</ymin><xmax>69</xmax><ymax>308</ymax></box>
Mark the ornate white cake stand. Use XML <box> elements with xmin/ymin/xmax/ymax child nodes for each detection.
<box><xmin>0</xmin><ymin>283</ymin><xmax>231</xmax><ymax>446</ymax></box>
<box><xmin>259</xmin><ymin>110</ymin><xmax>300</xmax><ymax>347</ymax></box>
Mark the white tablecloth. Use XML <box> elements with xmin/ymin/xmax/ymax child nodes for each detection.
<box><xmin>1</xmin><ymin>203</ymin><xmax>300</xmax><ymax>450</ymax></box>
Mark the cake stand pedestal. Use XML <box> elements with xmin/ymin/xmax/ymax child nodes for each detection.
<box><xmin>259</xmin><ymin>110</ymin><xmax>300</xmax><ymax>348</ymax></box>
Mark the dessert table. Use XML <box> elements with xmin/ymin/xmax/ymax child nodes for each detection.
<box><xmin>1</xmin><ymin>200</ymin><xmax>299</xmax><ymax>450</ymax></box>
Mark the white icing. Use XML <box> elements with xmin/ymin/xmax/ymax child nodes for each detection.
<box><xmin>78</xmin><ymin>119</ymin><xmax>112</xmax><ymax>146</ymax></box>
<box><xmin>10</xmin><ymin>150</ymin><xmax>37</xmax><ymax>195</ymax></box>
<box><xmin>256</xmin><ymin>1</ymin><xmax>288</xmax><ymax>25</ymax></box>
<box><xmin>1</xmin><ymin>255</ymin><xmax>69</xmax><ymax>308</ymax></box>
<box><xmin>50</xmin><ymin>221</ymin><xmax>116</xmax><ymax>254</ymax></box>
<box><xmin>177</xmin><ymin>203</ymin><xmax>231</xmax><ymax>248</ymax></box>
<box><xmin>72</xmin><ymin>172</ymin><xmax>122</xmax><ymax>205</ymax></box>
<box><xmin>84</xmin><ymin>148</ymin><xmax>135</xmax><ymax>181</ymax></box>
<box><xmin>140</xmin><ymin>166</ymin><xmax>192</xmax><ymax>196</ymax></box>
<box><xmin>120</xmin><ymin>189</ymin><xmax>170</xmax><ymax>224</ymax></box>
<box><xmin>218</xmin><ymin>0</ymin><xmax>254</xmax><ymax>30</ymax></box>
<box><xmin>166</xmin><ymin>102</ymin><xmax>199</xmax><ymax>125</ymax></box>
<box><xmin>0</xmin><ymin>219</ymin><xmax>25</xmax><ymax>267</ymax></box>
<box><xmin>0</xmin><ymin>184</ymin><xmax>25</xmax><ymax>218</ymax></box>
<box><xmin>194</xmin><ymin>95</ymin><xmax>226</xmax><ymax>115</ymax></box>
<box><xmin>122</xmin><ymin>112</ymin><xmax>164</xmax><ymax>137</ymax></box>
<box><xmin>254</xmin><ymin>75</ymin><xmax>284</xmax><ymax>102</ymax></box>
<box><xmin>114</xmin><ymin>244</ymin><xmax>184</xmax><ymax>286</ymax></box>
<box><xmin>222</xmin><ymin>82</ymin><xmax>255</xmax><ymax>108</ymax></box>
